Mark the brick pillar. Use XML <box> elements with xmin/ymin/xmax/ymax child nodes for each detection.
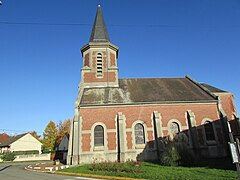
<box><xmin>153</xmin><ymin>111</ymin><xmax>163</xmax><ymax>139</ymax></box>
<box><xmin>67</xmin><ymin>111</ymin><xmax>81</xmax><ymax>165</ymax></box>
<box><xmin>217</xmin><ymin>96</ymin><xmax>230</xmax><ymax>153</ymax></box>
<box><xmin>233</xmin><ymin>113</ymin><xmax>240</xmax><ymax>135</ymax></box>
<box><xmin>67</xmin><ymin>86</ymin><xmax>84</xmax><ymax>165</ymax></box>
<box><xmin>153</xmin><ymin>111</ymin><xmax>163</xmax><ymax>159</ymax></box>
<box><xmin>117</xmin><ymin>112</ymin><xmax>127</xmax><ymax>162</ymax></box>
<box><xmin>187</xmin><ymin>110</ymin><xmax>200</xmax><ymax>157</ymax></box>
<box><xmin>72</xmin><ymin>116</ymin><xmax>79</xmax><ymax>165</ymax></box>
<box><xmin>67</xmin><ymin>118</ymin><xmax>74</xmax><ymax>165</ymax></box>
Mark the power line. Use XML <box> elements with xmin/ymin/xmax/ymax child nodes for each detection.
<box><xmin>0</xmin><ymin>21</ymin><xmax>91</xmax><ymax>26</ymax></box>
<box><xmin>0</xmin><ymin>21</ymin><xmax>239</xmax><ymax>28</ymax></box>
<box><xmin>0</xmin><ymin>21</ymin><xmax>180</xmax><ymax>28</ymax></box>
<box><xmin>0</xmin><ymin>128</ymin><xmax>43</xmax><ymax>134</ymax></box>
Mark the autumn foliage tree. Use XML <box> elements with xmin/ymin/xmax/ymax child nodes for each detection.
<box><xmin>42</xmin><ymin>120</ymin><xmax>58</xmax><ymax>151</ymax></box>
<box><xmin>29</xmin><ymin>131</ymin><xmax>41</xmax><ymax>140</ymax></box>
<box><xmin>56</xmin><ymin>119</ymin><xmax>71</xmax><ymax>144</ymax></box>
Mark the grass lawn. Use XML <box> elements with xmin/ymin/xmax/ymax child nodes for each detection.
<box><xmin>59</xmin><ymin>162</ymin><xmax>237</xmax><ymax>179</ymax></box>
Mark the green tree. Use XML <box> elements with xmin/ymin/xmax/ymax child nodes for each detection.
<box><xmin>42</xmin><ymin>120</ymin><xmax>58</xmax><ymax>151</ymax></box>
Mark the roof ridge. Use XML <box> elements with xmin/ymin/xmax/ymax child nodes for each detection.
<box><xmin>119</xmin><ymin>77</ymin><xmax>185</xmax><ymax>80</ymax></box>
<box><xmin>185</xmin><ymin>75</ymin><xmax>217</xmax><ymax>99</ymax></box>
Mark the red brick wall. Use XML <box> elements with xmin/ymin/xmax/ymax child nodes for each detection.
<box><xmin>126</xmin><ymin>132</ymin><xmax>132</xmax><ymax>149</ymax></box>
<box><xmin>108</xmin><ymin>132</ymin><xmax>117</xmax><ymax>150</ymax></box>
<box><xmin>110</xmin><ymin>52</ymin><xmax>115</xmax><ymax>66</ymax></box>
<box><xmin>218</xmin><ymin>93</ymin><xmax>238</xmax><ymax>135</ymax></box>
<box><xmin>80</xmin><ymin>103</ymin><xmax>220</xmax><ymax>152</ymax></box>
<box><xmin>219</xmin><ymin>93</ymin><xmax>236</xmax><ymax>120</ymax></box>
<box><xmin>147</xmin><ymin>131</ymin><xmax>154</xmax><ymax>142</ymax></box>
<box><xmin>82</xmin><ymin>134</ymin><xmax>91</xmax><ymax>151</ymax></box>
<box><xmin>92</xmin><ymin>57</ymin><xmax>96</xmax><ymax>68</ymax></box>
<box><xmin>83</xmin><ymin>72</ymin><xmax>116</xmax><ymax>83</ymax></box>
<box><xmin>84</xmin><ymin>53</ymin><xmax>89</xmax><ymax>67</ymax></box>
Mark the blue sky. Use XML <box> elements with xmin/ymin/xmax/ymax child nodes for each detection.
<box><xmin>0</xmin><ymin>0</ymin><xmax>239</xmax><ymax>136</ymax></box>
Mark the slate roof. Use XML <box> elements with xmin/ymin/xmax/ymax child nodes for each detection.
<box><xmin>0</xmin><ymin>133</ymin><xmax>27</xmax><ymax>147</ymax></box>
<box><xmin>89</xmin><ymin>5</ymin><xmax>110</xmax><ymax>42</ymax></box>
<box><xmin>200</xmin><ymin>83</ymin><xmax>226</xmax><ymax>93</ymax></box>
<box><xmin>80</xmin><ymin>77</ymin><xmax>217</xmax><ymax>106</ymax></box>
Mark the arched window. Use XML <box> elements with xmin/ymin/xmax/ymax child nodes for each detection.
<box><xmin>96</xmin><ymin>53</ymin><xmax>103</xmax><ymax>77</ymax></box>
<box><xmin>135</xmin><ymin>123</ymin><xmax>145</xmax><ymax>144</ymax></box>
<box><xmin>204</xmin><ymin>121</ymin><xmax>215</xmax><ymax>141</ymax></box>
<box><xmin>170</xmin><ymin>122</ymin><xmax>180</xmax><ymax>135</ymax></box>
<box><xmin>94</xmin><ymin>125</ymin><xmax>104</xmax><ymax>146</ymax></box>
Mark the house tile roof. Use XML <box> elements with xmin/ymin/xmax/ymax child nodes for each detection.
<box><xmin>80</xmin><ymin>77</ymin><xmax>217</xmax><ymax>106</ymax></box>
<box><xmin>0</xmin><ymin>133</ymin><xmax>27</xmax><ymax>147</ymax></box>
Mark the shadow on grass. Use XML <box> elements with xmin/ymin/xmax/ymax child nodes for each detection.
<box><xmin>195</xmin><ymin>157</ymin><xmax>235</xmax><ymax>170</ymax></box>
<box><xmin>146</xmin><ymin>157</ymin><xmax>236</xmax><ymax>171</ymax></box>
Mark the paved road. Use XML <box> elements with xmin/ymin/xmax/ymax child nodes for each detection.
<box><xmin>0</xmin><ymin>162</ymin><xmax>100</xmax><ymax>180</ymax></box>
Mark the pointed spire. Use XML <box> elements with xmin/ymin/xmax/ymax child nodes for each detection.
<box><xmin>89</xmin><ymin>5</ymin><xmax>110</xmax><ymax>42</ymax></box>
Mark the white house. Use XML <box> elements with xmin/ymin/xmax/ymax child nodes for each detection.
<box><xmin>0</xmin><ymin>133</ymin><xmax>42</xmax><ymax>154</ymax></box>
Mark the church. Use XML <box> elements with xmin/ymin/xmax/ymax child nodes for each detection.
<box><xmin>67</xmin><ymin>5</ymin><xmax>239</xmax><ymax>165</ymax></box>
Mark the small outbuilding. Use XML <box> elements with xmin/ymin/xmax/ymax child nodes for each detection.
<box><xmin>55</xmin><ymin>134</ymin><xmax>69</xmax><ymax>164</ymax></box>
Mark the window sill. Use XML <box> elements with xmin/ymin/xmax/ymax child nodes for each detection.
<box><xmin>96</xmin><ymin>75</ymin><xmax>104</xmax><ymax>79</ymax></box>
<box><xmin>94</xmin><ymin>146</ymin><xmax>104</xmax><ymax>151</ymax></box>
<box><xmin>135</xmin><ymin>144</ymin><xmax>145</xmax><ymax>149</ymax></box>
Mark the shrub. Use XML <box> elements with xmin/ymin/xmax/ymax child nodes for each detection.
<box><xmin>1</xmin><ymin>152</ymin><xmax>15</xmax><ymax>161</ymax></box>
<box><xmin>91</xmin><ymin>161</ymin><xmax>142</xmax><ymax>174</ymax></box>
<box><xmin>13</xmin><ymin>150</ymin><xmax>39</xmax><ymax>155</ymax></box>
<box><xmin>160</xmin><ymin>143</ymin><xmax>180</xmax><ymax>166</ymax></box>
<box><xmin>42</xmin><ymin>149</ymin><xmax>55</xmax><ymax>154</ymax></box>
<box><xmin>160</xmin><ymin>133</ymin><xmax>195</xmax><ymax>166</ymax></box>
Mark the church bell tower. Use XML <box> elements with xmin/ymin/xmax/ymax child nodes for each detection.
<box><xmin>67</xmin><ymin>5</ymin><xmax>119</xmax><ymax>165</ymax></box>
<box><xmin>80</xmin><ymin>5</ymin><xmax>119</xmax><ymax>88</ymax></box>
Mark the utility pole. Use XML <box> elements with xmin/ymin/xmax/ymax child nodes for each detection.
<box><xmin>227</xmin><ymin>120</ymin><xmax>240</xmax><ymax>179</ymax></box>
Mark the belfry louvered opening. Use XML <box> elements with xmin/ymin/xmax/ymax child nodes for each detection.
<box><xmin>96</xmin><ymin>53</ymin><xmax>103</xmax><ymax>77</ymax></box>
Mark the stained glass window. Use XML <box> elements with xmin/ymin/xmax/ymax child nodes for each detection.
<box><xmin>204</xmin><ymin>121</ymin><xmax>215</xmax><ymax>141</ymax></box>
<box><xmin>135</xmin><ymin>123</ymin><xmax>145</xmax><ymax>144</ymax></box>
<box><xmin>94</xmin><ymin>125</ymin><xmax>104</xmax><ymax>146</ymax></box>
<box><xmin>170</xmin><ymin>122</ymin><xmax>180</xmax><ymax>134</ymax></box>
